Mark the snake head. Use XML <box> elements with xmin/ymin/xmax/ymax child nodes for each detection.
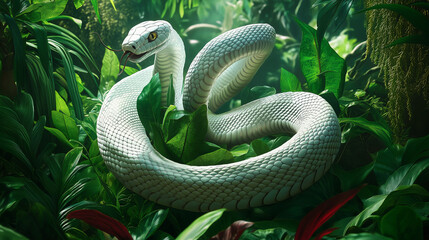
<box><xmin>121</xmin><ymin>20</ymin><xmax>171</xmax><ymax>63</ymax></box>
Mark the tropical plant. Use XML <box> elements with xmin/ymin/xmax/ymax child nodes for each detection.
<box><xmin>1</xmin><ymin>0</ymin><xmax>428</xmax><ymax>240</ymax></box>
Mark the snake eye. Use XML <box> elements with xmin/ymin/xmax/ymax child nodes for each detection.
<box><xmin>148</xmin><ymin>32</ymin><xmax>157</xmax><ymax>42</ymax></box>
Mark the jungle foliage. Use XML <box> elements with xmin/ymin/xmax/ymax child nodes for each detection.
<box><xmin>0</xmin><ymin>0</ymin><xmax>428</xmax><ymax>240</ymax></box>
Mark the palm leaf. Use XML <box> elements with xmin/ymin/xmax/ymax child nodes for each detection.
<box><xmin>48</xmin><ymin>39</ymin><xmax>84</xmax><ymax>120</ymax></box>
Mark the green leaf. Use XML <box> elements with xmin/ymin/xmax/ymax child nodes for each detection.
<box><xmin>332</xmin><ymin>161</ymin><xmax>375</xmax><ymax>191</ymax></box>
<box><xmin>1</xmin><ymin>14</ymin><xmax>25</xmax><ymax>92</ymax></box>
<box><xmin>316</xmin><ymin>0</ymin><xmax>342</xmax><ymax>49</ymax></box>
<box><xmin>176</xmin><ymin>208</ymin><xmax>226</xmax><ymax>240</ymax></box>
<box><xmin>240</xmin><ymin>227</ymin><xmax>288</xmax><ymax>240</ymax></box>
<box><xmin>137</xmin><ymin>73</ymin><xmax>162</xmax><ymax>134</ymax></box>
<box><xmin>339</xmin><ymin>117</ymin><xmax>393</xmax><ymax>148</ymax></box>
<box><xmin>380</xmin><ymin>206</ymin><xmax>422</xmax><ymax>240</ymax></box>
<box><xmin>280</xmin><ymin>68</ymin><xmax>302</xmax><ymax>92</ymax></box>
<box><xmin>377</xmin><ymin>185</ymin><xmax>429</xmax><ymax>214</ymax></box>
<box><xmin>14</xmin><ymin>92</ymin><xmax>34</xmax><ymax>134</ymax></box>
<box><xmin>55</xmin><ymin>91</ymin><xmax>70</xmax><ymax>116</ymax></box>
<box><xmin>51</xmin><ymin>111</ymin><xmax>79</xmax><ymax>141</ymax></box>
<box><xmin>341</xmin><ymin>233</ymin><xmax>392</xmax><ymax>240</ymax></box>
<box><xmin>344</xmin><ymin>195</ymin><xmax>387</xmax><ymax>233</ymax></box>
<box><xmin>166</xmin><ymin>105</ymin><xmax>208</xmax><ymax>163</ymax></box>
<box><xmin>100</xmin><ymin>47</ymin><xmax>119</xmax><ymax>92</ymax></box>
<box><xmin>179</xmin><ymin>0</ymin><xmax>185</xmax><ymax>18</ymax></box>
<box><xmin>230</xmin><ymin>144</ymin><xmax>250</xmax><ymax>157</ymax></box>
<box><xmin>166</xmin><ymin>75</ymin><xmax>175</xmax><ymax>107</ymax></box>
<box><xmin>73</xmin><ymin>0</ymin><xmax>85</xmax><ymax>9</ymax></box>
<box><xmin>402</xmin><ymin>135</ymin><xmax>429</xmax><ymax>164</ymax></box>
<box><xmin>386</xmin><ymin>34</ymin><xmax>429</xmax><ymax>47</ymax></box>
<box><xmin>30</xmin><ymin>115</ymin><xmax>46</xmax><ymax>156</ymax></box>
<box><xmin>295</xmin><ymin>17</ymin><xmax>346</xmax><ymax>98</ymax></box>
<box><xmin>187</xmin><ymin>148</ymin><xmax>234</xmax><ymax>166</ymax></box>
<box><xmin>48</xmin><ymin>39</ymin><xmax>84</xmax><ymax>120</ymax></box>
<box><xmin>90</xmin><ymin>0</ymin><xmax>101</xmax><ymax>23</ymax></box>
<box><xmin>250</xmin><ymin>139</ymin><xmax>270</xmax><ymax>156</ymax></box>
<box><xmin>0</xmin><ymin>224</ymin><xmax>29</xmax><ymax>240</ymax></box>
<box><xmin>131</xmin><ymin>209</ymin><xmax>169</xmax><ymax>240</ymax></box>
<box><xmin>44</xmin><ymin>127</ymin><xmax>74</xmax><ymax>148</ymax></box>
<box><xmin>17</xmin><ymin>0</ymin><xmax>67</xmax><ymax>22</ymax></box>
<box><xmin>109</xmin><ymin>0</ymin><xmax>117</xmax><ymax>11</ymax></box>
<box><xmin>319</xmin><ymin>90</ymin><xmax>340</xmax><ymax>115</ymax></box>
<box><xmin>380</xmin><ymin>158</ymin><xmax>429</xmax><ymax>194</ymax></box>
<box><xmin>373</xmin><ymin>147</ymin><xmax>403</xmax><ymax>185</ymax></box>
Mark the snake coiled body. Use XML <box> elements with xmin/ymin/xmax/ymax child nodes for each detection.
<box><xmin>97</xmin><ymin>21</ymin><xmax>341</xmax><ymax>212</ymax></box>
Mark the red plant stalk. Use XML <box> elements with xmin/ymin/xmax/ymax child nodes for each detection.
<box><xmin>295</xmin><ymin>184</ymin><xmax>366</xmax><ymax>240</ymax></box>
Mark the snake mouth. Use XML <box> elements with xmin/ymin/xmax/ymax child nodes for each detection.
<box><xmin>118</xmin><ymin>51</ymin><xmax>148</xmax><ymax>75</ymax></box>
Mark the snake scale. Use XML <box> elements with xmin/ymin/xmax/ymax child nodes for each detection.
<box><xmin>97</xmin><ymin>20</ymin><xmax>341</xmax><ymax>212</ymax></box>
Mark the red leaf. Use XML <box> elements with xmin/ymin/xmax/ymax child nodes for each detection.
<box><xmin>67</xmin><ymin>209</ymin><xmax>133</xmax><ymax>240</ymax></box>
<box><xmin>294</xmin><ymin>184</ymin><xmax>366</xmax><ymax>240</ymax></box>
<box><xmin>314</xmin><ymin>227</ymin><xmax>338</xmax><ymax>240</ymax></box>
<box><xmin>210</xmin><ymin>220</ymin><xmax>254</xmax><ymax>240</ymax></box>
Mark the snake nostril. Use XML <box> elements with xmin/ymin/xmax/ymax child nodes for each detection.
<box><xmin>132</xmin><ymin>45</ymin><xmax>136</xmax><ymax>50</ymax></box>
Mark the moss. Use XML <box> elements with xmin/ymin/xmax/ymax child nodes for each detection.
<box><xmin>365</xmin><ymin>0</ymin><xmax>429</xmax><ymax>143</ymax></box>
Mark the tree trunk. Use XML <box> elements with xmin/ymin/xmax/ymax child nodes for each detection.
<box><xmin>364</xmin><ymin>0</ymin><xmax>429</xmax><ymax>143</ymax></box>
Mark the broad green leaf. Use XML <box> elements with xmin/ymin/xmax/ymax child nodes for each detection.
<box><xmin>377</xmin><ymin>185</ymin><xmax>429</xmax><ymax>214</ymax></box>
<box><xmin>55</xmin><ymin>91</ymin><xmax>70</xmax><ymax>116</ymax></box>
<box><xmin>295</xmin><ymin>17</ymin><xmax>346</xmax><ymax>98</ymax></box>
<box><xmin>402</xmin><ymin>135</ymin><xmax>429</xmax><ymax>164</ymax></box>
<box><xmin>380</xmin><ymin>206</ymin><xmax>422</xmax><ymax>240</ymax></box>
<box><xmin>51</xmin><ymin>110</ymin><xmax>79</xmax><ymax>141</ymax></box>
<box><xmin>373</xmin><ymin>147</ymin><xmax>403</xmax><ymax>185</ymax></box>
<box><xmin>149</xmin><ymin>122</ymin><xmax>171</xmax><ymax>158</ymax></box>
<box><xmin>319</xmin><ymin>90</ymin><xmax>340</xmax><ymax>115</ymax></box>
<box><xmin>100</xmin><ymin>48</ymin><xmax>119</xmax><ymax>92</ymax></box>
<box><xmin>250</xmin><ymin>139</ymin><xmax>270</xmax><ymax>156</ymax></box>
<box><xmin>344</xmin><ymin>194</ymin><xmax>387</xmax><ymax>233</ymax></box>
<box><xmin>176</xmin><ymin>208</ymin><xmax>226</xmax><ymax>240</ymax></box>
<box><xmin>316</xmin><ymin>0</ymin><xmax>342</xmax><ymax>49</ymax></box>
<box><xmin>124</xmin><ymin>66</ymin><xmax>139</xmax><ymax>76</ymax></box>
<box><xmin>332</xmin><ymin>161</ymin><xmax>375</xmax><ymax>191</ymax></box>
<box><xmin>230</xmin><ymin>144</ymin><xmax>250</xmax><ymax>157</ymax></box>
<box><xmin>187</xmin><ymin>148</ymin><xmax>234</xmax><ymax>166</ymax></box>
<box><xmin>44</xmin><ymin>126</ymin><xmax>74</xmax><ymax>148</ymax></box>
<box><xmin>137</xmin><ymin>73</ymin><xmax>162</xmax><ymax>130</ymax></box>
<box><xmin>17</xmin><ymin>0</ymin><xmax>67</xmax><ymax>22</ymax></box>
<box><xmin>380</xmin><ymin>158</ymin><xmax>429</xmax><ymax>194</ymax></box>
<box><xmin>131</xmin><ymin>209</ymin><xmax>169</xmax><ymax>240</ymax></box>
<box><xmin>166</xmin><ymin>105</ymin><xmax>208</xmax><ymax>163</ymax></box>
<box><xmin>280</xmin><ymin>68</ymin><xmax>302</xmax><ymax>92</ymax></box>
<box><xmin>0</xmin><ymin>224</ymin><xmax>29</xmax><ymax>240</ymax></box>
<box><xmin>341</xmin><ymin>233</ymin><xmax>392</xmax><ymax>240</ymax></box>
<box><xmin>339</xmin><ymin>117</ymin><xmax>393</xmax><ymax>148</ymax></box>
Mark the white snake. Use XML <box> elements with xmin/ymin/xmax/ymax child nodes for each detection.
<box><xmin>97</xmin><ymin>21</ymin><xmax>341</xmax><ymax>212</ymax></box>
